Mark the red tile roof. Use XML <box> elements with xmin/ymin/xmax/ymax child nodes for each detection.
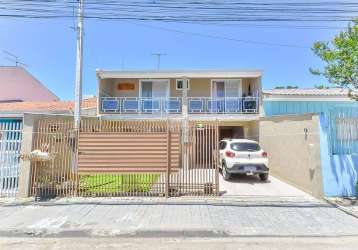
<box><xmin>0</xmin><ymin>97</ymin><xmax>97</xmax><ymax>113</ymax></box>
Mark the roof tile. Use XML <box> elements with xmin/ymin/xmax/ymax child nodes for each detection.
<box><xmin>0</xmin><ymin>97</ymin><xmax>97</xmax><ymax>112</ymax></box>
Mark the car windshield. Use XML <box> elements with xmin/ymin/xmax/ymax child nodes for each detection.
<box><xmin>230</xmin><ymin>142</ymin><xmax>260</xmax><ymax>152</ymax></box>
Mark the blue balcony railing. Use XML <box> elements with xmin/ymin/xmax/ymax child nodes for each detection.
<box><xmin>101</xmin><ymin>97</ymin><xmax>259</xmax><ymax>115</ymax></box>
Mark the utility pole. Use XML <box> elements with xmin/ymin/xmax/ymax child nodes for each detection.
<box><xmin>74</xmin><ymin>0</ymin><xmax>84</xmax><ymax>130</ymax></box>
<box><xmin>181</xmin><ymin>77</ymin><xmax>189</xmax><ymax>170</ymax></box>
<box><xmin>151</xmin><ymin>53</ymin><xmax>166</xmax><ymax>71</ymax></box>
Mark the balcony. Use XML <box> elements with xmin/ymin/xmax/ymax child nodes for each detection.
<box><xmin>100</xmin><ymin>97</ymin><xmax>259</xmax><ymax>116</ymax></box>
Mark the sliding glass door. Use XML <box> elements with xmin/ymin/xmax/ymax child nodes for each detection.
<box><xmin>211</xmin><ymin>79</ymin><xmax>241</xmax><ymax>113</ymax></box>
<box><xmin>140</xmin><ymin>80</ymin><xmax>169</xmax><ymax>112</ymax></box>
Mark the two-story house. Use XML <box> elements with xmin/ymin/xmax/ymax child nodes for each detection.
<box><xmin>96</xmin><ymin>70</ymin><xmax>263</xmax><ymax>140</ymax></box>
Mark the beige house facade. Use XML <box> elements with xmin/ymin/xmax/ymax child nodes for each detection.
<box><xmin>96</xmin><ymin>70</ymin><xmax>263</xmax><ymax>140</ymax></box>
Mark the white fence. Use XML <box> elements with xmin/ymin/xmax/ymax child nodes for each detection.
<box><xmin>0</xmin><ymin>120</ymin><xmax>22</xmax><ymax>197</ymax></box>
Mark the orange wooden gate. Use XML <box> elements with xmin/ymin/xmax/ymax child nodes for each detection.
<box><xmin>78</xmin><ymin>131</ymin><xmax>180</xmax><ymax>174</ymax></box>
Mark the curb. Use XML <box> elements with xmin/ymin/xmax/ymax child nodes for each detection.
<box><xmin>0</xmin><ymin>196</ymin><xmax>320</xmax><ymax>207</ymax></box>
<box><xmin>324</xmin><ymin>198</ymin><xmax>358</xmax><ymax>220</ymax></box>
<box><xmin>1</xmin><ymin>229</ymin><xmax>358</xmax><ymax>239</ymax></box>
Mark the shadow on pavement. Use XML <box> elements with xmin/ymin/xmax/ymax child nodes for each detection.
<box><xmin>224</xmin><ymin>174</ymin><xmax>271</xmax><ymax>184</ymax></box>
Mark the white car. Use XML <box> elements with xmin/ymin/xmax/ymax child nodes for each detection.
<box><xmin>219</xmin><ymin>139</ymin><xmax>269</xmax><ymax>181</ymax></box>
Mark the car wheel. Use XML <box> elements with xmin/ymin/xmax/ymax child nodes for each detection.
<box><xmin>222</xmin><ymin>163</ymin><xmax>231</xmax><ymax>181</ymax></box>
<box><xmin>259</xmin><ymin>173</ymin><xmax>268</xmax><ymax>181</ymax></box>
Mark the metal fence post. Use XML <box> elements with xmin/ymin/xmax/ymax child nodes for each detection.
<box><xmin>17</xmin><ymin>114</ymin><xmax>37</xmax><ymax>198</ymax></box>
<box><xmin>165</xmin><ymin>119</ymin><xmax>171</xmax><ymax>198</ymax></box>
<box><xmin>215</xmin><ymin>120</ymin><xmax>220</xmax><ymax>196</ymax></box>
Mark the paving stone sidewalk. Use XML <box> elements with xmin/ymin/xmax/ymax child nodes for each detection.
<box><xmin>1</xmin><ymin>196</ymin><xmax>358</xmax><ymax>237</ymax></box>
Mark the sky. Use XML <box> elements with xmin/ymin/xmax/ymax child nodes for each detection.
<box><xmin>0</xmin><ymin>17</ymin><xmax>348</xmax><ymax>100</ymax></box>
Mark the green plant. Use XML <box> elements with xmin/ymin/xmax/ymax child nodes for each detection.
<box><xmin>314</xmin><ymin>84</ymin><xmax>330</xmax><ymax>89</ymax></box>
<box><xmin>274</xmin><ymin>85</ymin><xmax>299</xmax><ymax>89</ymax></box>
<box><xmin>311</xmin><ymin>18</ymin><xmax>358</xmax><ymax>98</ymax></box>
<box><xmin>79</xmin><ymin>174</ymin><xmax>160</xmax><ymax>194</ymax></box>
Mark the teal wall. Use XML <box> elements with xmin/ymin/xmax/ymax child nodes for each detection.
<box><xmin>264</xmin><ymin>101</ymin><xmax>356</xmax><ymax>116</ymax></box>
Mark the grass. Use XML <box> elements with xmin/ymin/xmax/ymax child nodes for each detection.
<box><xmin>79</xmin><ymin>174</ymin><xmax>161</xmax><ymax>194</ymax></box>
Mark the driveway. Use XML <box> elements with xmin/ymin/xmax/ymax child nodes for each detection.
<box><xmin>219</xmin><ymin>174</ymin><xmax>311</xmax><ymax>198</ymax></box>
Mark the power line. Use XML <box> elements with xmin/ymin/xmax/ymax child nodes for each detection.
<box><xmin>0</xmin><ymin>0</ymin><xmax>357</xmax><ymax>24</ymax></box>
<box><xmin>131</xmin><ymin>22</ymin><xmax>310</xmax><ymax>49</ymax></box>
<box><xmin>3</xmin><ymin>50</ymin><xmax>29</xmax><ymax>67</ymax></box>
<box><xmin>0</xmin><ymin>0</ymin><xmax>354</xmax><ymax>52</ymax></box>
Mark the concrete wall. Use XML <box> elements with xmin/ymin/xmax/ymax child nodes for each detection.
<box><xmin>82</xmin><ymin>108</ymin><xmax>97</xmax><ymax>116</ymax></box>
<box><xmin>259</xmin><ymin>114</ymin><xmax>324</xmax><ymax>198</ymax></box>
<box><xmin>319</xmin><ymin>114</ymin><xmax>358</xmax><ymax>197</ymax></box>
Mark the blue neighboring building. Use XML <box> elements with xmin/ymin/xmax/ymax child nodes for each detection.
<box><xmin>263</xmin><ymin>88</ymin><xmax>358</xmax><ymax>197</ymax></box>
<box><xmin>263</xmin><ymin>88</ymin><xmax>356</xmax><ymax>116</ymax></box>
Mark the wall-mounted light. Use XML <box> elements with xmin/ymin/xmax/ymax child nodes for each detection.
<box><xmin>304</xmin><ymin>128</ymin><xmax>308</xmax><ymax>140</ymax></box>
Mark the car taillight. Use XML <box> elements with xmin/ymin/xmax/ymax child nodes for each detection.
<box><xmin>262</xmin><ymin>151</ymin><xmax>268</xmax><ymax>158</ymax></box>
<box><xmin>225</xmin><ymin>151</ymin><xmax>235</xmax><ymax>158</ymax></box>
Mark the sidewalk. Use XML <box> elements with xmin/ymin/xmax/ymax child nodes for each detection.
<box><xmin>1</xmin><ymin>196</ymin><xmax>358</xmax><ymax>238</ymax></box>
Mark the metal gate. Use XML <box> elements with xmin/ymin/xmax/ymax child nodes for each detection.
<box><xmin>170</xmin><ymin>122</ymin><xmax>219</xmax><ymax>196</ymax></box>
<box><xmin>0</xmin><ymin>119</ymin><xmax>22</xmax><ymax>197</ymax></box>
<box><xmin>30</xmin><ymin>119</ymin><xmax>219</xmax><ymax>197</ymax></box>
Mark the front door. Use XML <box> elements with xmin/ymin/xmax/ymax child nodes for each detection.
<box><xmin>211</xmin><ymin>81</ymin><xmax>225</xmax><ymax>112</ymax></box>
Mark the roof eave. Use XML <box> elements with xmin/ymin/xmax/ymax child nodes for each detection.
<box><xmin>96</xmin><ymin>69</ymin><xmax>263</xmax><ymax>79</ymax></box>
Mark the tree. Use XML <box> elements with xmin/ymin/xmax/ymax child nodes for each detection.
<box><xmin>274</xmin><ymin>85</ymin><xmax>298</xmax><ymax>89</ymax></box>
<box><xmin>310</xmin><ymin>19</ymin><xmax>358</xmax><ymax>99</ymax></box>
<box><xmin>286</xmin><ymin>85</ymin><xmax>299</xmax><ymax>89</ymax></box>
<box><xmin>314</xmin><ymin>84</ymin><xmax>330</xmax><ymax>89</ymax></box>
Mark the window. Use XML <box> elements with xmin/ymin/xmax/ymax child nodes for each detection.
<box><xmin>176</xmin><ymin>79</ymin><xmax>190</xmax><ymax>90</ymax></box>
<box><xmin>219</xmin><ymin>141</ymin><xmax>227</xmax><ymax>150</ymax></box>
<box><xmin>230</xmin><ymin>142</ymin><xmax>260</xmax><ymax>152</ymax></box>
<box><xmin>336</xmin><ymin>118</ymin><xmax>358</xmax><ymax>140</ymax></box>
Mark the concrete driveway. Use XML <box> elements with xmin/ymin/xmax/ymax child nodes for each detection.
<box><xmin>219</xmin><ymin>173</ymin><xmax>311</xmax><ymax>198</ymax></box>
